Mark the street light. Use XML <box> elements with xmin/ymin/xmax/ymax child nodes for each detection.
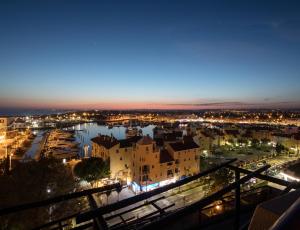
<box><xmin>9</xmin><ymin>153</ymin><xmax>12</xmax><ymax>171</ymax></box>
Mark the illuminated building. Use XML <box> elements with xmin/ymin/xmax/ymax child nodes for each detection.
<box><xmin>91</xmin><ymin>134</ymin><xmax>200</xmax><ymax>192</ymax></box>
<box><xmin>166</xmin><ymin>136</ymin><xmax>200</xmax><ymax>178</ymax></box>
<box><xmin>0</xmin><ymin>117</ymin><xmax>14</xmax><ymax>133</ymax></box>
<box><xmin>0</xmin><ymin>117</ymin><xmax>14</xmax><ymax>159</ymax></box>
<box><xmin>91</xmin><ymin>135</ymin><xmax>119</xmax><ymax>160</ymax></box>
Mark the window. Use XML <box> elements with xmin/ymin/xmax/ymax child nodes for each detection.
<box><xmin>146</xmin><ymin>147</ymin><xmax>149</xmax><ymax>151</ymax></box>
<box><xmin>142</xmin><ymin>175</ymin><xmax>148</xmax><ymax>181</ymax></box>
<box><xmin>167</xmin><ymin>170</ymin><xmax>173</xmax><ymax>177</ymax></box>
<box><xmin>142</xmin><ymin>165</ymin><xmax>150</xmax><ymax>174</ymax></box>
<box><xmin>175</xmin><ymin>168</ymin><xmax>179</xmax><ymax>173</ymax></box>
<box><xmin>120</xmin><ymin>157</ymin><xmax>122</xmax><ymax>161</ymax></box>
<box><xmin>125</xmin><ymin>148</ymin><xmax>127</xmax><ymax>152</ymax></box>
<box><xmin>152</xmin><ymin>165</ymin><xmax>154</xmax><ymax>169</ymax></box>
<box><xmin>116</xmin><ymin>149</ymin><xmax>119</xmax><ymax>153</ymax></box>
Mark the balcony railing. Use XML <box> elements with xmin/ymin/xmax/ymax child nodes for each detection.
<box><xmin>0</xmin><ymin>158</ymin><xmax>299</xmax><ymax>230</ymax></box>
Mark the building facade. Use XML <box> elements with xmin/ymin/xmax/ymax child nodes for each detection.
<box><xmin>91</xmin><ymin>134</ymin><xmax>200</xmax><ymax>192</ymax></box>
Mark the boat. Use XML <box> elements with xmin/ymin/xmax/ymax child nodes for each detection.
<box><xmin>125</xmin><ymin>127</ymin><xmax>142</xmax><ymax>138</ymax></box>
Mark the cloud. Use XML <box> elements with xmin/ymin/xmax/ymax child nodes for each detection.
<box><xmin>1</xmin><ymin>96</ymin><xmax>300</xmax><ymax>110</ymax></box>
<box><xmin>165</xmin><ymin>100</ymin><xmax>300</xmax><ymax>109</ymax></box>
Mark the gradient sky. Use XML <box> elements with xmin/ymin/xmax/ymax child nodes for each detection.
<box><xmin>1</xmin><ymin>0</ymin><xmax>300</xmax><ymax>110</ymax></box>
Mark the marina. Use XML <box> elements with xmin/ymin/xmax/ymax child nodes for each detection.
<box><xmin>71</xmin><ymin>123</ymin><xmax>156</xmax><ymax>157</ymax></box>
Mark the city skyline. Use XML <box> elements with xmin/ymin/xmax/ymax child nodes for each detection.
<box><xmin>1</xmin><ymin>1</ymin><xmax>300</xmax><ymax>110</ymax></box>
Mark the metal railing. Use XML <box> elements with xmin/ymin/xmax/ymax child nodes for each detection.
<box><xmin>0</xmin><ymin>158</ymin><xmax>299</xmax><ymax>230</ymax></box>
<box><xmin>0</xmin><ymin>183</ymin><xmax>121</xmax><ymax>216</ymax></box>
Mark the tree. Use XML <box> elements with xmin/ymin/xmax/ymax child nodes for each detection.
<box><xmin>275</xmin><ymin>143</ymin><xmax>285</xmax><ymax>154</ymax></box>
<box><xmin>262</xmin><ymin>138</ymin><xmax>270</xmax><ymax>145</ymax></box>
<box><xmin>106</xmin><ymin>189</ymin><xmax>112</xmax><ymax>204</ymax></box>
<box><xmin>238</xmin><ymin>138</ymin><xmax>247</xmax><ymax>145</ymax></box>
<box><xmin>74</xmin><ymin>157</ymin><xmax>110</xmax><ymax>184</ymax></box>
<box><xmin>115</xmin><ymin>183</ymin><xmax>122</xmax><ymax>201</ymax></box>
<box><xmin>208</xmin><ymin>164</ymin><xmax>233</xmax><ymax>194</ymax></box>
<box><xmin>0</xmin><ymin>157</ymin><xmax>79</xmax><ymax>229</ymax></box>
<box><xmin>252</xmin><ymin>138</ymin><xmax>259</xmax><ymax>147</ymax></box>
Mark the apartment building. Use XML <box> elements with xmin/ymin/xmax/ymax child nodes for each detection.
<box><xmin>91</xmin><ymin>134</ymin><xmax>200</xmax><ymax>192</ymax></box>
<box><xmin>0</xmin><ymin>117</ymin><xmax>14</xmax><ymax>133</ymax></box>
<box><xmin>91</xmin><ymin>135</ymin><xmax>119</xmax><ymax>160</ymax></box>
<box><xmin>166</xmin><ymin>136</ymin><xmax>200</xmax><ymax>178</ymax></box>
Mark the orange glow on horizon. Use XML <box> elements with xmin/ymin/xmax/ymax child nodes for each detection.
<box><xmin>1</xmin><ymin>98</ymin><xmax>299</xmax><ymax>110</ymax></box>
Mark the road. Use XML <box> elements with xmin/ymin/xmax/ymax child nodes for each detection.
<box><xmin>100</xmin><ymin>180</ymin><xmax>206</xmax><ymax>227</ymax></box>
<box><xmin>94</xmin><ymin>155</ymin><xmax>299</xmax><ymax>227</ymax></box>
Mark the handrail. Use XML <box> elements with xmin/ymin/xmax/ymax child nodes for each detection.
<box><xmin>0</xmin><ymin>183</ymin><xmax>121</xmax><ymax>216</ymax></box>
<box><xmin>269</xmin><ymin>196</ymin><xmax>300</xmax><ymax>230</ymax></box>
<box><xmin>138</xmin><ymin>165</ymin><xmax>270</xmax><ymax>230</ymax></box>
<box><xmin>1</xmin><ymin>158</ymin><xmax>296</xmax><ymax>230</ymax></box>
<box><xmin>76</xmin><ymin>158</ymin><xmax>237</xmax><ymax>224</ymax></box>
<box><xmin>226</xmin><ymin>165</ymin><xmax>292</xmax><ymax>187</ymax></box>
<box><xmin>32</xmin><ymin>212</ymin><xmax>80</xmax><ymax>230</ymax></box>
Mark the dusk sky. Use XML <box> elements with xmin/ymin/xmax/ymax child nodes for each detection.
<box><xmin>1</xmin><ymin>0</ymin><xmax>300</xmax><ymax>110</ymax></box>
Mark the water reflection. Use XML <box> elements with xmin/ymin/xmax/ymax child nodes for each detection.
<box><xmin>73</xmin><ymin>123</ymin><xmax>156</xmax><ymax>157</ymax></box>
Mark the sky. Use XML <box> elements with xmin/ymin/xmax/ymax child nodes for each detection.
<box><xmin>0</xmin><ymin>0</ymin><xmax>300</xmax><ymax>110</ymax></box>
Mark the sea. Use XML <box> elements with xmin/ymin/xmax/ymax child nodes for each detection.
<box><xmin>0</xmin><ymin>108</ymin><xmax>74</xmax><ymax>116</ymax></box>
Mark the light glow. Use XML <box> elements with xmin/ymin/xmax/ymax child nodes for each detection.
<box><xmin>280</xmin><ymin>172</ymin><xmax>300</xmax><ymax>182</ymax></box>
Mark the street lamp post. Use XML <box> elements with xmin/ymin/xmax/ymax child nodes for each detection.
<box><xmin>9</xmin><ymin>153</ymin><xmax>12</xmax><ymax>171</ymax></box>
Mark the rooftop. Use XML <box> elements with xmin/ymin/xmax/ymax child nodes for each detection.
<box><xmin>137</xmin><ymin>135</ymin><xmax>154</xmax><ymax>145</ymax></box>
<box><xmin>169</xmin><ymin>139</ymin><xmax>199</xmax><ymax>151</ymax></box>
<box><xmin>91</xmin><ymin>135</ymin><xmax>119</xmax><ymax>149</ymax></box>
<box><xmin>160</xmin><ymin>149</ymin><xmax>174</xmax><ymax>164</ymax></box>
<box><xmin>119</xmin><ymin>136</ymin><xmax>142</xmax><ymax>148</ymax></box>
<box><xmin>225</xmin><ymin>129</ymin><xmax>240</xmax><ymax>136</ymax></box>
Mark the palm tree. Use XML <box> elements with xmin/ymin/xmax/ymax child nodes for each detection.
<box><xmin>105</xmin><ymin>190</ymin><xmax>112</xmax><ymax>205</ymax></box>
<box><xmin>116</xmin><ymin>183</ymin><xmax>122</xmax><ymax>202</ymax></box>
